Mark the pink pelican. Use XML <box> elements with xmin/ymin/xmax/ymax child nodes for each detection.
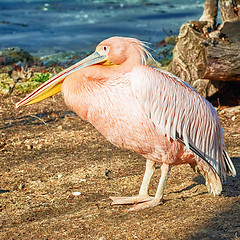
<box><xmin>15</xmin><ymin>37</ymin><xmax>236</xmax><ymax>211</ymax></box>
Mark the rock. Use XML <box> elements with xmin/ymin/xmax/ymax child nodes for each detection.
<box><xmin>165</xmin><ymin>35</ymin><xmax>177</xmax><ymax>45</ymax></box>
<box><xmin>0</xmin><ymin>56</ymin><xmax>7</xmax><ymax>65</ymax></box>
<box><xmin>57</xmin><ymin>125</ymin><xmax>63</xmax><ymax>130</ymax></box>
<box><xmin>40</xmin><ymin>51</ymin><xmax>89</xmax><ymax>67</ymax></box>
<box><xmin>155</xmin><ymin>35</ymin><xmax>177</xmax><ymax>67</ymax></box>
<box><xmin>0</xmin><ymin>73</ymin><xmax>15</xmax><ymax>95</ymax></box>
<box><xmin>0</xmin><ymin>47</ymin><xmax>35</xmax><ymax>64</ymax></box>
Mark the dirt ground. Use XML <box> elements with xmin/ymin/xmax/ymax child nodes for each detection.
<box><xmin>0</xmin><ymin>94</ymin><xmax>239</xmax><ymax>240</ymax></box>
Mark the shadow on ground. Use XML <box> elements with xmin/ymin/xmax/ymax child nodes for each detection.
<box><xmin>188</xmin><ymin>157</ymin><xmax>240</xmax><ymax>240</ymax></box>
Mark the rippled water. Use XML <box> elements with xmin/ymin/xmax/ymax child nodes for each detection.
<box><xmin>0</xmin><ymin>0</ymin><xmax>205</xmax><ymax>56</ymax></box>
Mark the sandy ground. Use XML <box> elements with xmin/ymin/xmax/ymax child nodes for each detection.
<box><xmin>0</xmin><ymin>94</ymin><xmax>239</xmax><ymax>240</ymax></box>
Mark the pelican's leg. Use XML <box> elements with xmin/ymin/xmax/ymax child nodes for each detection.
<box><xmin>127</xmin><ymin>163</ymin><xmax>171</xmax><ymax>211</ymax></box>
<box><xmin>110</xmin><ymin>159</ymin><xmax>155</xmax><ymax>205</ymax></box>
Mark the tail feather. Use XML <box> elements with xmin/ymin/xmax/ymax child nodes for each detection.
<box><xmin>190</xmin><ymin>161</ymin><xmax>222</xmax><ymax>196</ymax></box>
<box><xmin>190</xmin><ymin>149</ymin><xmax>236</xmax><ymax>196</ymax></box>
<box><xmin>223</xmin><ymin>150</ymin><xmax>236</xmax><ymax>177</ymax></box>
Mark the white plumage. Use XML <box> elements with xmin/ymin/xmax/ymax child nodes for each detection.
<box><xmin>131</xmin><ymin>65</ymin><xmax>236</xmax><ymax>180</ymax></box>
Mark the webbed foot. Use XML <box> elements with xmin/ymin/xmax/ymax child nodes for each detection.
<box><xmin>110</xmin><ymin>195</ymin><xmax>153</xmax><ymax>205</ymax></box>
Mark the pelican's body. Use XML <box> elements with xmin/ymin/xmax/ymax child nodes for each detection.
<box><xmin>16</xmin><ymin>37</ymin><xmax>236</xmax><ymax>210</ymax></box>
<box><xmin>62</xmin><ymin>65</ymin><xmax>193</xmax><ymax>166</ymax></box>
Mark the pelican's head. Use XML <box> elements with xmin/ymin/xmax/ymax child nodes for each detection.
<box><xmin>97</xmin><ymin>36</ymin><xmax>151</xmax><ymax>66</ymax></box>
<box><xmin>15</xmin><ymin>36</ymin><xmax>151</xmax><ymax>109</ymax></box>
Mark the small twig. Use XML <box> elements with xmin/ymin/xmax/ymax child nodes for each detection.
<box><xmin>132</xmin><ymin>234</ymin><xmax>141</xmax><ymax>239</ymax></box>
<box><xmin>65</xmin><ymin>116</ymin><xmax>82</xmax><ymax>122</ymax></box>
<box><xmin>30</xmin><ymin>114</ymin><xmax>48</xmax><ymax>125</ymax></box>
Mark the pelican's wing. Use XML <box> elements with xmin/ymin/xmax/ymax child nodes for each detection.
<box><xmin>130</xmin><ymin>65</ymin><xmax>236</xmax><ymax>178</ymax></box>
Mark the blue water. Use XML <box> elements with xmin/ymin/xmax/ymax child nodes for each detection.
<box><xmin>0</xmin><ymin>0</ymin><xmax>205</xmax><ymax>56</ymax></box>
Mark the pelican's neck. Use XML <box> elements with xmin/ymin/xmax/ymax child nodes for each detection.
<box><xmin>93</xmin><ymin>58</ymin><xmax>142</xmax><ymax>77</ymax></box>
<box><xmin>61</xmin><ymin>65</ymin><xmax>124</xmax><ymax>119</ymax></box>
<box><xmin>62</xmin><ymin>51</ymin><xmax>143</xmax><ymax>116</ymax></box>
<box><xmin>120</xmin><ymin>59</ymin><xmax>142</xmax><ymax>73</ymax></box>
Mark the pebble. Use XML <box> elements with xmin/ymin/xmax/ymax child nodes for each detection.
<box><xmin>26</xmin><ymin>144</ymin><xmax>33</xmax><ymax>150</ymax></box>
<box><xmin>72</xmin><ymin>192</ymin><xmax>81</xmax><ymax>196</ymax></box>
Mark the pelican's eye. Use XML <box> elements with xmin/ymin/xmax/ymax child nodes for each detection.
<box><xmin>96</xmin><ymin>45</ymin><xmax>110</xmax><ymax>55</ymax></box>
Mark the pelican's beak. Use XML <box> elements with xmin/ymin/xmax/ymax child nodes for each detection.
<box><xmin>15</xmin><ymin>51</ymin><xmax>107</xmax><ymax>109</ymax></box>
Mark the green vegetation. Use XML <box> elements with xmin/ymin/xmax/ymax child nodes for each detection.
<box><xmin>0</xmin><ymin>72</ymin><xmax>52</xmax><ymax>95</ymax></box>
<box><xmin>15</xmin><ymin>72</ymin><xmax>52</xmax><ymax>93</ymax></box>
<box><xmin>0</xmin><ymin>73</ymin><xmax>14</xmax><ymax>95</ymax></box>
<box><xmin>30</xmin><ymin>72</ymin><xmax>51</xmax><ymax>83</ymax></box>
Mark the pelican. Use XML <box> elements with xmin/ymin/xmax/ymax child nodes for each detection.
<box><xmin>15</xmin><ymin>37</ymin><xmax>236</xmax><ymax>211</ymax></box>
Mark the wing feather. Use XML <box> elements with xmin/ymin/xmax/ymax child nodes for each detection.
<box><xmin>130</xmin><ymin>65</ymin><xmax>236</xmax><ymax>179</ymax></box>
